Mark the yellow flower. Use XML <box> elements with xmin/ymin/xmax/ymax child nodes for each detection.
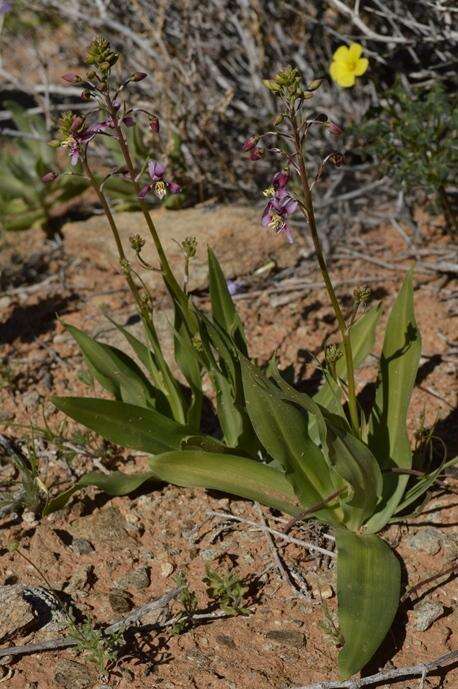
<box><xmin>329</xmin><ymin>43</ymin><xmax>368</xmax><ymax>88</ymax></box>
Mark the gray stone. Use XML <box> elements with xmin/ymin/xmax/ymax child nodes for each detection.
<box><xmin>71</xmin><ymin>538</ymin><xmax>94</xmax><ymax>555</ymax></box>
<box><xmin>0</xmin><ymin>585</ymin><xmax>35</xmax><ymax>642</ymax></box>
<box><xmin>54</xmin><ymin>659</ymin><xmax>96</xmax><ymax>689</ymax></box>
<box><xmin>69</xmin><ymin>506</ymin><xmax>132</xmax><ymax>546</ymax></box>
<box><xmin>216</xmin><ymin>633</ymin><xmax>236</xmax><ymax>649</ymax></box>
<box><xmin>265</xmin><ymin>629</ymin><xmax>306</xmax><ymax>648</ymax></box>
<box><xmin>115</xmin><ymin>566</ymin><xmax>150</xmax><ymax>590</ymax></box>
<box><xmin>66</xmin><ymin>565</ymin><xmax>93</xmax><ymax>594</ymax></box>
<box><xmin>407</xmin><ymin>527</ymin><xmax>442</xmax><ymax>555</ymax></box>
<box><xmin>108</xmin><ymin>589</ymin><xmax>133</xmax><ymax>614</ymax></box>
<box><xmin>412</xmin><ymin>600</ymin><xmax>444</xmax><ymax>631</ymax></box>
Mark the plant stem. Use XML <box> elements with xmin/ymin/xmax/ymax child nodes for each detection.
<box><xmin>82</xmin><ymin>153</ymin><xmax>186</xmax><ymax>423</ymax></box>
<box><xmin>291</xmin><ymin>112</ymin><xmax>360</xmax><ymax>435</ymax></box>
<box><xmin>105</xmin><ymin>95</ymin><xmax>187</xmax><ymax>307</ymax></box>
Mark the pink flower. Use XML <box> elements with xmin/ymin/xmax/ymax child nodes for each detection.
<box><xmin>138</xmin><ymin>160</ymin><xmax>181</xmax><ymax>200</ymax></box>
<box><xmin>261</xmin><ymin>193</ymin><xmax>298</xmax><ymax>244</ymax></box>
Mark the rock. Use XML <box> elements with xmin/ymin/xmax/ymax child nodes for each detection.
<box><xmin>0</xmin><ymin>585</ymin><xmax>35</xmax><ymax>641</ymax></box>
<box><xmin>312</xmin><ymin>585</ymin><xmax>334</xmax><ymax>600</ymax></box>
<box><xmin>64</xmin><ymin>204</ymin><xmax>305</xmax><ymax>296</ymax></box>
<box><xmin>412</xmin><ymin>600</ymin><xmax>444</xmax><ymax>631</ymax></box>
<box><xmin>66</xmin><ymin>565</ymin><xmax>93</xmax><ymax>594</ymax></box>
<box><xmin>69</xmin><ymin>506</ymin><xmax>132</xmax><ymax>546</ymax></box>
<box><xmin>108</xmin><ymin>589</ymin><xmax>133</xmax><ymax>614</ymax></box>
<box><xmin>115</xmin><ymin>566</ymin><xmax>150</xmax><ymax>590</ymax></box>
<box><xmin>407</xmin><ymin>527</ymin><xmax>442</xmax><ymax>555</ymax></box>
<box><xmin>265</xmin><ymin>629</ymin><xmax>306</xmax><ymax>648</ymax></box>
<box><xmin>54</xmin><ymin>659</ymin><xmax>96</xmax><ymax>689</ymax></box>
<box><xmin>159</xmin><ymin>561</ymin><xmax>174</xmax><ymax>578</ymax></box>
<box><xmin>71</xmin><ymin>538</ymin><xmax>94</xmax><ymax>555</ymax></box>
<box><xmin>216</xmin><ymin>634</ymin><xmax>236</xmax><ymax>649</ymax></box>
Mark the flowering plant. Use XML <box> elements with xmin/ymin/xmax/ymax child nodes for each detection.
<box><xmin>45</xmin><ymin>41</ymin><xmax>453</xmax><ymax>679</ymax></box>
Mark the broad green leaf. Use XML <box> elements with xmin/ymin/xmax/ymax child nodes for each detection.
<box><xmin>52</xmin><ymin>397</ymin><xmax>193</xmax><ymax>454</ymax></box>
<box><xmin>241</xmin><ymin>358</ymin><xmax>339</xmax><ymax>524</ymax></box>
<box><xmin>173</xmin><ymin>310</ymin><xmax>203</xmax><ymax>430</ymax></box>
<box><xmin>327</xmin><ymin>428</ymin><xmax>382</xmax><ymax>530</ymax></box>
<box><xmin>43</xmin><ymin>470</ymin><xmax>157</xmax><ymax>515</ymax></box>
<box><xmin>208</xmin><ymin>247</ymin><xmax>247</xmax><ymax>352</ymax></box>
<box><xmin>148</xmin><ymin>450</ymin><xmax>302</xmax><ymax>516</ymax></box>
<box><xmin>313</xmin><ymin>304</ymin><xmax>381</xmax><ymax>415</ymax></box>
<box><xmin>336</xmin><ymin>529</ymin><xmax>400</xmax><ymax>678</ymax></box>
<box><xmin>65</xmin><ymin>323</ymin><xmax>157</xmax><ymax>408</ymax></box>
<box><xmin>212</xmin><ymin>370</ymin><xmax>244</xmax><ymax>447</ymax></box>
<box><xmin>366</xmin><ymin>271</ymin><xmax>421</xmax><ymax>532</ymax></box>
<box><xmin>3</xmin><ymin>209</ymin><xmax>44</xmax><ymax>232</ymax></box>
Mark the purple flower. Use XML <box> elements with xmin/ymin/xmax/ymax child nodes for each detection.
<box><xmin>0</xmin><ymin>2</ymin><xmax>11</xmax><ymax>16</ymax></box>
<box><xmin>261</xmin><ymin>192</ymin><xmax>298</xmax><ymax>244</ymax></box>
<box><xmin>63</xmin><ymin>118</ymin><xmax>109</xmax><ymax>165</ymax></box>
<box><xmin>122</xmin><ymin>115</ymin><xmax>135</xmax><ymax>127</ymax></box>
<box><xmin>138</xmin><ymin>160</ymin><xmax>181</xmax><ymax>200</ymax></box>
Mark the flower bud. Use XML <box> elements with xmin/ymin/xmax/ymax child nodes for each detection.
<box><xmin>249</xmin><ymin>146</ymin><xmax>264</xmax><ymax>161</ymax></box>
<box><xmin>325</xmin><ymin>343</ymin><xmax>343</xmax><ymax>364</ymax></box>
<box><xmin>328</xmin><ymin>121</ymin><xmax>343</xmax><ymax>137</ymax></box>
<box><xmin>42</xmin><ymin>171</ymin><xmax>58</xmax><ymax>183</ymax></box>
<box><xmin>307</xmin><ymin>79</ymin><xmax>322</xmax><ymax>92</ymax></box>
<box><xmin>62</xmin><ymin>72</ymin><xmax>81</xmax><ymax>83</ymax></box>
<box><xmin>80</xmin><ymin>90</ymin><xmax>92</xmax><ymax>101</ymax></box>
<box><xmin>149</xmin><ymin>115</ymin><xmax>160</xmax><ymax>133</ymax></box>
<box><xmin>122</xmin><ymin>115</ymin><xmax>135</xmax><ymax>127</ymax></box>
<box><xmin>242</xmin><ymin>135</ymin><xmax>258</xmax><ymax>151</ymax></box>
<box><xmin>70</xmin><ymin>115</ymin><xmax>84</xmax><ymax>132</ymax></box>
<box><xmin>129</xmin><ymin>233</ymin><xmax>145</xmax><ymax>253</ymax></box>
<box><xmin>130</xmin><ymin>72</ymin><xmax>147</xmax><ymax>82</ymax></box>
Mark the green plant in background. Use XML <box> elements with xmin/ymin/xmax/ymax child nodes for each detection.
<box><xmin>354</xmin><ymin>80</ymin><xmax>457</xmax><ymax>234</ymax></box>
<box><xmin>39</xmin><ymin>40</ymin><xmax>455</xmax><ymax>679</ymax></box>
<box><xmin>0</xmin><ymin>434</ymin><xmax>48</xmax><ymax>517</ymax></box>
<box><xmin>8</xmin><ymin>543</ymin><xmax>123</xmax><ymax>677</ymax></box>
<box><xmin>204</xmin><ymin>566</ymin><xmax>250</xmax><ymax>616</ymax></box>
<box><xmin>0</xmin><ymin>103</ymin><xmax>88</xmax><ymax>236</ymax></box>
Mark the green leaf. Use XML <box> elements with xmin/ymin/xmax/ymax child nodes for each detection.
<box><xmin>208</xmin><ymin>247</ymin><xmax>247</xmax><ymax>352</ymax></box>
<box><xmin>173</xmin><ymin>309</ymin><xmax>203</xmax><ymax>430</ymax></box>
<box><xmin>241</xmin><ymin>358</ymin><xmax>339</xmax><ymax>523</ymax></box>
<box><xmin>327</xmin><ymin>428</ymin><xmax>383</xmax><ymax>530</ymax></box>
<box><xmin>336</xmin><ymin>529</ymin><xmax>400</xmax><ymax>678</ymax></box>
<box><xmin>65</xmin><ymin>323</ymin><xmax>157</xmax><ymax>408</ymax></box>
<box><xmin>43</xmin><ymin>470</ymin><xmax>157</xmax><ymax>515</ymax></box>
<box><xmin>148</xmin><ymin>450</ymin><xmax>302</xmax><ymax>516</ymax></box>
<box><xmin>391</xmin><ymin>456</ymin><xmax>457</xmax><ymax>518</ymax></box>
<box><xmin>2</xmin><ymin>209</ymin><xmax>44</xmax><ymax>232</ymax></box>
<box><xmin>52</xmin><ymin>397</ymin><xmax>193</xmax><ymax>454</ymax></box>
<box><xmin>313</xmin><ymin>304</ymin><xmax>381</xmax><ymax>416</ymax></box>
<box><xmin>366</xmin><ymin>271</ymin><xmax>421</xmax><ymax>532</ymax></box>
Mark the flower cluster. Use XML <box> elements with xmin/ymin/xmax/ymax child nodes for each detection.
<box><xmin>138</xmin><ymin>161</ymin><xmax>181</xmax><ymax>200</ymax></box>
<box><xmin>261</xmin><ymin>171</ymin><xmax>297</xmax><ymax>243</ymax></box>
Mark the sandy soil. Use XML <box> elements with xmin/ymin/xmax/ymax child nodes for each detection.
<box><xmin>0</xmin><ymin>207</ymin><xmax>456</xmax><ymax>689</ymax></box>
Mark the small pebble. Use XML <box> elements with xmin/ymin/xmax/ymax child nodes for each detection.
<box><xmin>108</xmin><ymin>589</ymin><xmax>133</xmax><ymax>614</ymax></box>
<box><xmin>412</xmin><ymin>600</ymin><xmax>445</xmax><ymax>631</ymax></box>
<box><xmin>265</xmin><ymin>629</ymin><xmax>306</xmax><ymax>648</ymax></box>
<box><xmin>71</xmin><ymin>538</ymin><xmax>94</xmax><ymax>555</ymax></box>
<box><xmin>160</xmin><ymin>561</ymin><xmax>174</xmax><ymax>578</ymax></box>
